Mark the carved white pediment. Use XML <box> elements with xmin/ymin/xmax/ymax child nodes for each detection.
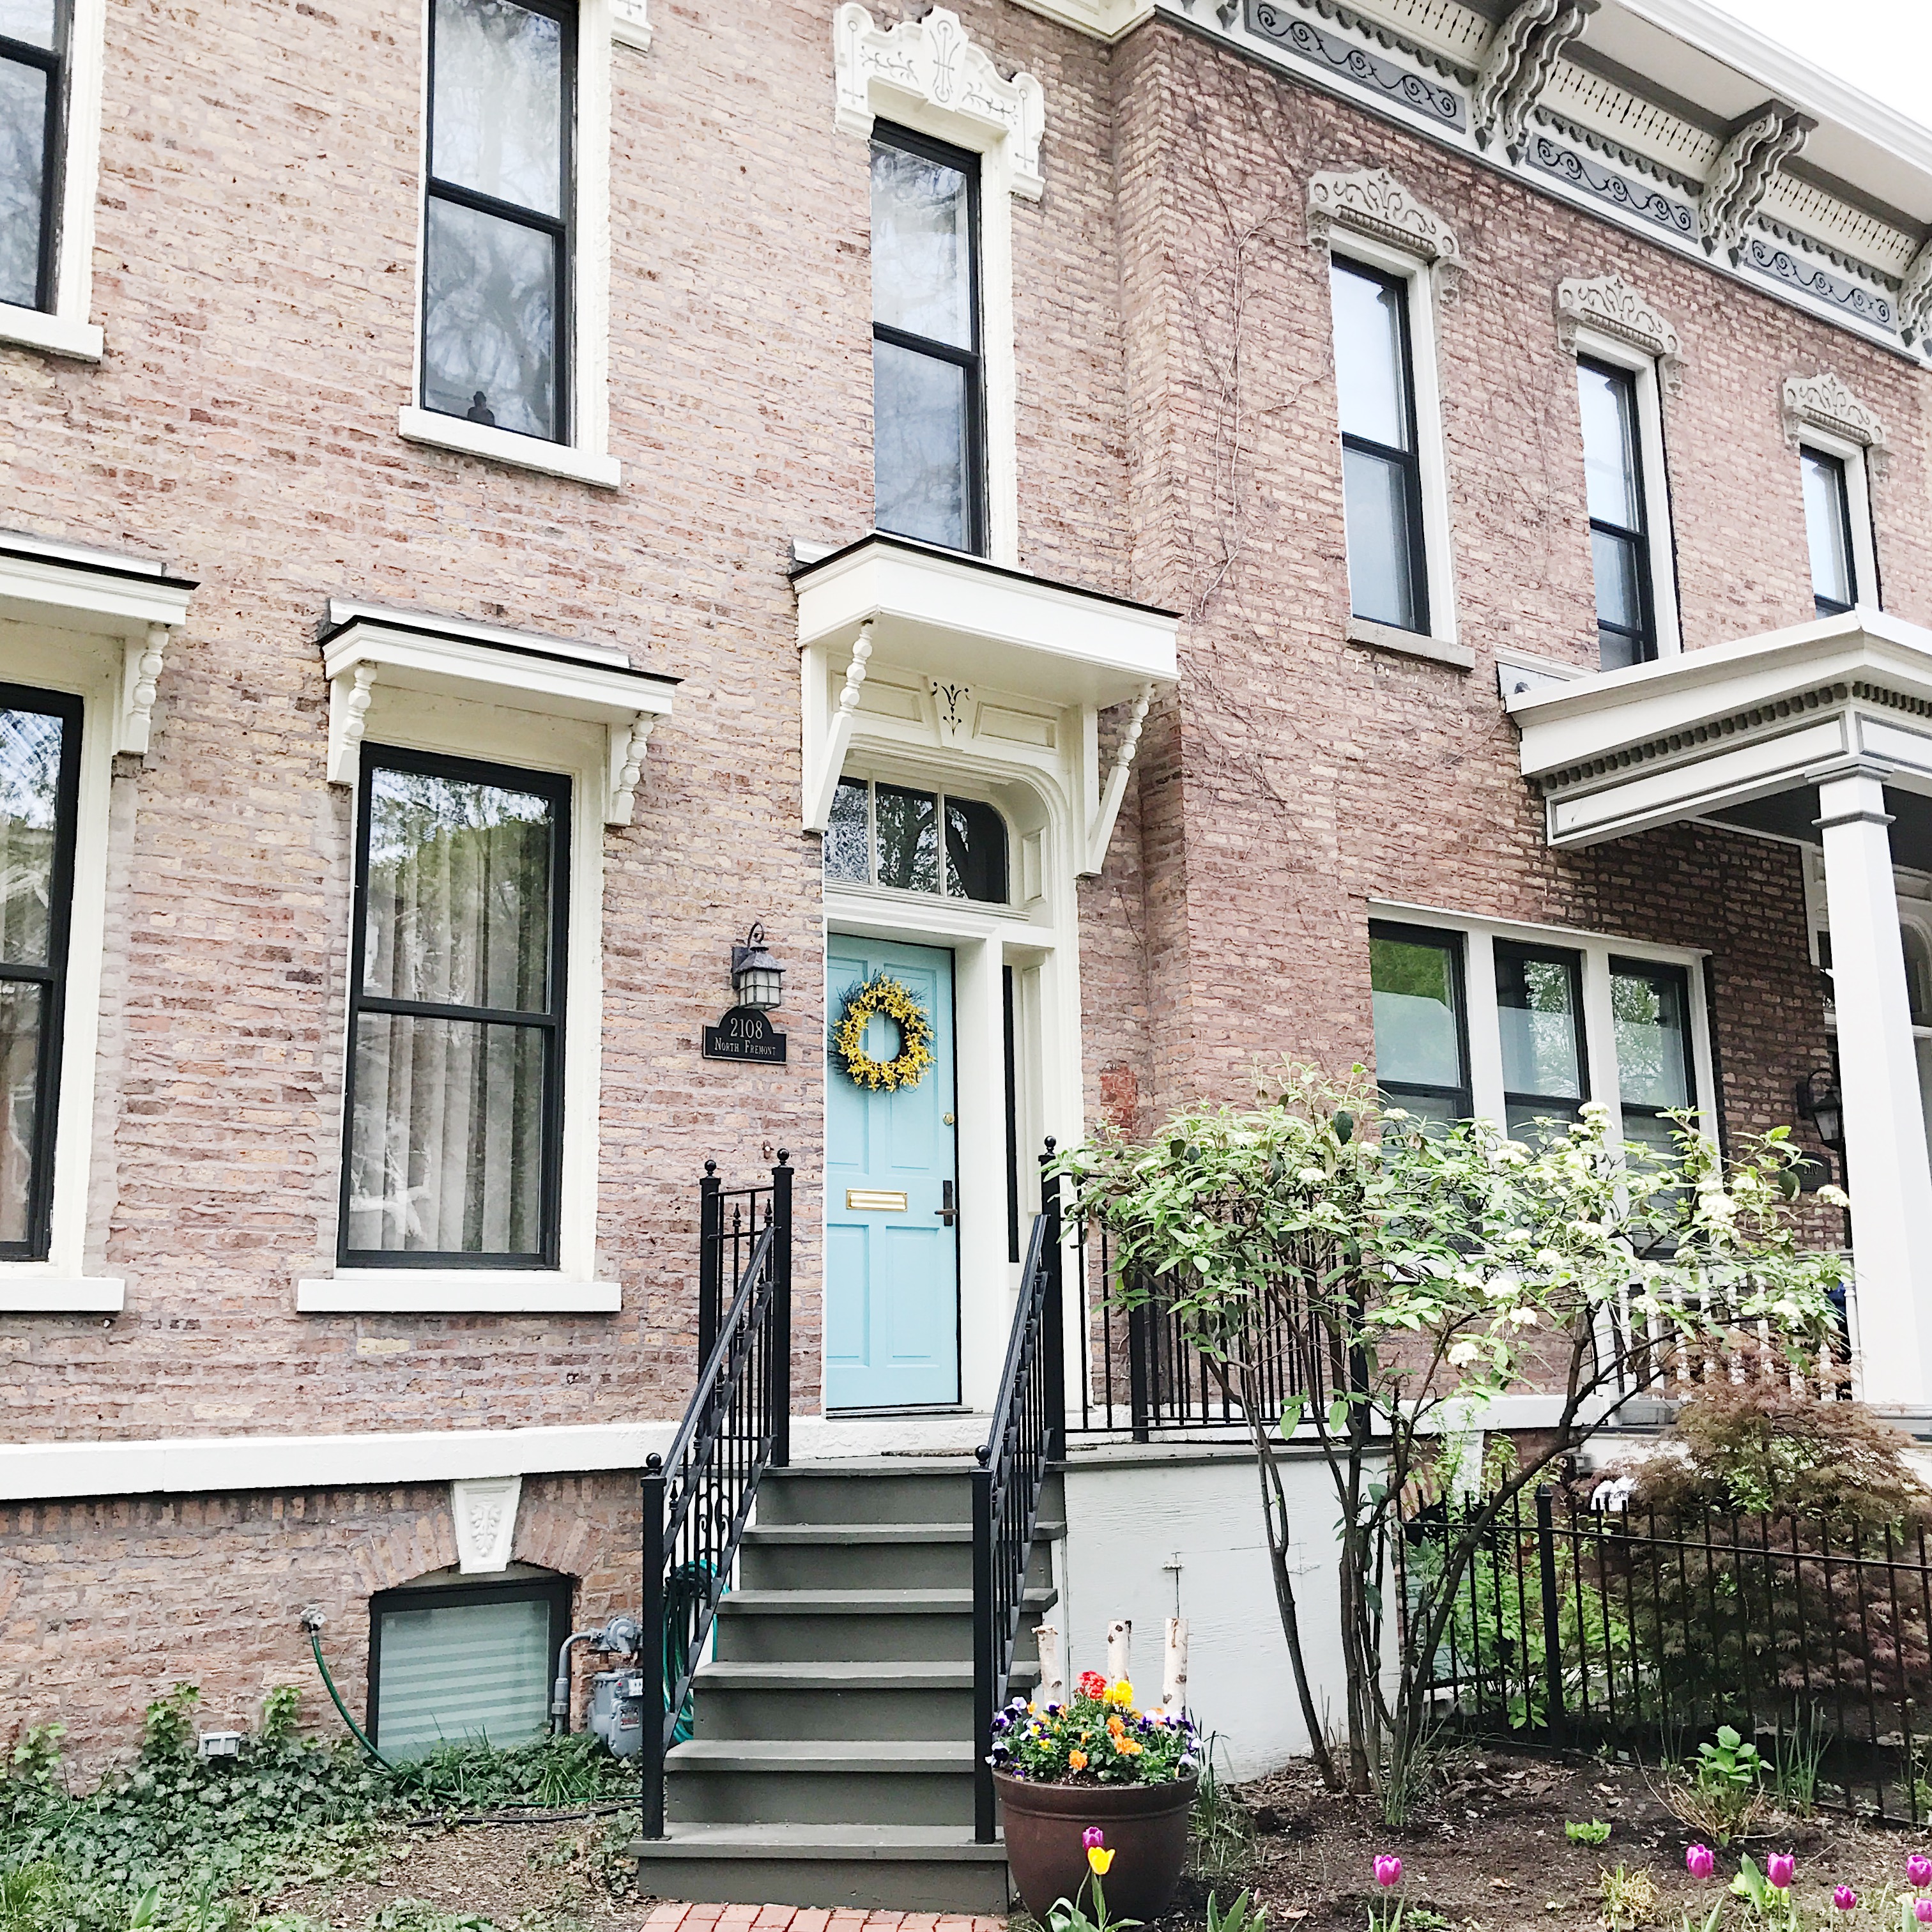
<box><xmin>1554</xmin><ymin>273</ymin><xmax>1683</xmax><ymax>394</ymax></box>
<box><xmin>1307</xmin><ymin>167</ymin><xmax>1462</xmax><ymax>280</ymax></box>
<box><xmin>1782</xmin><ymin>371</ymin><xmax>1888</xmax><ymax>466</ymax></box>
<box><xmin>451</xmin><ymin>1475</ymin><xmax>521</xmax><ymax>1574</ymax></box>
<box><xmin>834</xmin><ymin>4</ymin><xmax>1045</xmax><ymax>201</ymax></box>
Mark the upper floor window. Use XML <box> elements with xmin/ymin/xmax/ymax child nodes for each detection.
<box><xmin>824</xmin><ymin>775</ymin><xmax>1008</xmax><ymax>904</ymax></box>
<box><xmin>342</xmin><ymin>747</ymin><xmax>569</xmax><ymax>1268</ymax></box>
<box><xmin>1331</xmin><ymin>258</ymin><xmax>1428</xmax><ymax>634</ymax></box>
<box><xmin>422</xmin><ymin>0</ymin><xmax>574</xmax><ymax>445</ymax></box>
<box><xmin>1578</xmin><ymin>358</ymin><xmax>1655</xmax><ymax>669</ymax></box>
<box><xmin>1368</xmin><ymin>921</ymin><xmax>1469</xmax><ymax>1126</ymax></box>
<box><xmin>871</xmin><ymin>126</ymin><xmax>985</xmax><ymax>555</ymax></box>
<box><xmin>0</xmin><ymin>0</ymin><xmax>65</xmax><ymax>313</ymax></box>
<box><xmin>0</xmin><ymin>685</ymin><xmax>80</xmax><ymax>1261</ymax></box>
<box><xmin>1800</xmin><ymin>446</ymin><xmax>1857</xmax><ymax>617</ymax></box>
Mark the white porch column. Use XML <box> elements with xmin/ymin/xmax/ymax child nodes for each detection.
<box><xmin>1816</xmin><ymin>767</ymin><xmax>1932</xmax><ymax>1407</ymax></box>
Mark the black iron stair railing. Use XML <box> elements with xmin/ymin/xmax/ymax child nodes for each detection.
<box><xmin>971</xmin><ymin>1141</ymin><xmax>1066</xmax><ymax>1843</ymax></box>
<box><xmin>640</xmin><ymin>1152</ymin><xmax>793</xmax><ymax>1839</ymax></box>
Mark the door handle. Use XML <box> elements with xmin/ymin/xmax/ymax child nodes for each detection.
<box><xmin>935</xmin><ymin>1180</ymin><xmax>957</xmax><ymax>1226</ymax></box>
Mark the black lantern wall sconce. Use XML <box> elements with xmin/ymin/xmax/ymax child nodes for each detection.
<box><xmin>1795</xmin><ymin>1068</ymin><xmax>1844</xmax><ymax>1154</ymax></box>
<box><xmin>703</xmin><ymin>923</ymin><xmax>788</xmax><ymax>1064</ymax></box>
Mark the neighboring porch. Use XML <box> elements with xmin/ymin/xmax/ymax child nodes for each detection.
<box><xmin>1510</xmin><ymin>608</ymin><xmax>1932</xmax><ymax>1411</ymax></box>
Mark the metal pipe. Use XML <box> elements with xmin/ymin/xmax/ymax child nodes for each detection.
<box><xmin>551</xmin><ymin>1629</ymin><xmax>604</xmax><ymax>1733</ymax></box>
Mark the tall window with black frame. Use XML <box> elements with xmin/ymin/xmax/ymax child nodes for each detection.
<box><xmin>341</xmin><ymin>749</ymin><xmax>568</xmax><ymax>1268</ymax></box>
<box><xmin>0</xmin><ymin>687</ymin><xmax>81</xmax><ymax>1261</ymax></box>
<box><xmin>1368</xmin><ymin>921</ymin><xmax>1469</xmax><ymax>1128</ymax></box>
<box><xmin>1577</xmin><ymin>358</ymin><xmax>1656</xmax><ymax>668</ymax></box>
<box><xmin>1800</xmin><ymin>447</ymin><xmax>1858</xmax><ymax>617</ymax></box>
<box><xmin>422</xmin><ymin>0</ymin><xmax>574</xmax><ymax>443</ymax></box>
<box><xmin>870</xmin><ymin>125</ymin><xmax>985</xmax><ymax>555</ymax></box>
<box><xmin>0</xmin><ymin>0</ymin><xmax>66</xmax><ymax>314</ymax></box>
<box><xmin>1330</xmin><ymin>258</ymin><xmax>1429</xmax><ymax>635</ymax></box>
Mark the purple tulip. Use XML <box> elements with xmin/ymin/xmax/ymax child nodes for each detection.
<box><xmin>1082</xmin><ymin>1827</ymin><xmax>1105</xmax><ymax>1851</ymax></box>
<box><xmin>1685</xmin><ymin>1846</ymin><xmax>1715</xmax><ymax>1882</ymax></box>
<box><xmin>1911</xmin><ymin>1856</ymin><xmax>1932</xmax><ymax>1890</ymax></box>
<box><xmin>1374</xmin><ymin>1856</ymin><xmax>1402</xmax><ymax>1889</ymax></box>
<box><xmin>1834</xmin><ymin>1887</ymin><xmax>1857</xmax><ymax>1911</ymax></box>
<box><xmin>1916</xmin><ymin>1901</ymin><xmax>1932</xmax><ymax>1926</ymax></box>
<box><xmin>1768</xmin><ymin>1854</ymin><xmax>1797</xmax><ymax>1892</ymax></box>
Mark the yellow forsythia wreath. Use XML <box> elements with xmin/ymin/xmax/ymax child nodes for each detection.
<box><xmin>831</xmin><ymin>972</ymin><xmax>935</xmax><ymax>1092</ymax></box>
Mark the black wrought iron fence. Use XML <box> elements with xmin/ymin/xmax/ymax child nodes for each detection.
<box><xmin>1070</xmin><ymin>1220</ymin><xmax>1339</xmax><ymax>1439</ymax></box>
<box><xmin>972</xmin><ymin>1147</ymin><xmax>1066</xmax><ymax>1842</ymax></box>
<box><xmin>1400</xmin><ymin>1486</ymin><xmax>1932</xmax><ymax>1823</ymax></box>
<box><xmin>640</xmin><ymin>1154</ymin><xmax>793</xmax><ymax>1839</ymax></box>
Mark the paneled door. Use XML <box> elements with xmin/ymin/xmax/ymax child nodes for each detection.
<box><xmin>825</xmin><ymin>938</ymin><xmax>960</xmax><ymax>1409</ymax></box>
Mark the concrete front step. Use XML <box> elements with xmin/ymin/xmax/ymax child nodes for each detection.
<box><xmin>711</xmin><ymin>1586</ymin><xmax>1055</xmax><ymax>1664</ymax></box>
<box><xmin>689</xmin><ymin>1659</ymin><xmax>1038</xmax><ymax>1742</ymax></box>
<box><xmin>631</xmin><ymin>1825</ymin><xmax>1011</xmax><ymax>1914</ymax></box>
<box><xmin>740</xmin><ymin>1521</ymin><xmax>1066</xmax><ymax>1592</ymax></box>
<box><xmin>754</xmin><ymin>1461</ymin><xmax>982</xmax><ymax>1527</ymax></box>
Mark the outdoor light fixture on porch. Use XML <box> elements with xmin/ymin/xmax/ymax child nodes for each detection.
<box><xmin>731</xmin><ymin>923</ymin><xmax>785</xmax><ymax>1012</ymax></box>
<box><xmin>1796</xmin><ymin>1068</ymin><xmax>1846</xmax><ymax>1156</ymax></box>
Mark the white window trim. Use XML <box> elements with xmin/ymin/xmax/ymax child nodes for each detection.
<box><xmin>834</xmin><ymin>4</ymin><xmax>1045</xmax><ymax>571</ymax></box>
<box><xmin>1370</xmin><ymin>900</ymin><xmax>1716</xmax><ymax>1152</ymax></box>
<box><xmin>1565</xmin><ymin>323</ymin><xmax>1683</xmax><ymax>661</ymax></box>
<box><xmin>398</xmin><ymin>0</ymin><xmax>620</xmax><ymax>489</ymax></box>
<box><xmin>0</xmin><ymin>537</ymin><xmax>195</xmax><ymax>1310</ymax></box>
<box><xmin>1793</xmin><ymin>424</ymin><xmax>1880</xmax><ymax>617</ymax></box>
<box><xmin>298</xmin><ymin>601</ymin><xmax>674</xmax><ymax>1314</ymax></box>
<box><xmin>0</xmin><ymin>0</ymin><xmax>105</xmax><ymax>362</ymax></box>
<box><xmin>1327</xmin><ymin>229</ymin><xmax>1460</xmax><ymax>652</ymax></box>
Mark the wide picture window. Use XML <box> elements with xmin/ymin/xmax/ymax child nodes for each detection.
<box><xmin>0</xmin><ymin>0</ymin><xmax>65</xmax><ymax>314</ymax></box>
<box><xmin>871</xmin><ymin>126</ymin><xmax>985</xmax><ymax>555</ymax></box>
<box><xmin>0</xmin><ymin>686</ymin><xmax>80</xmax><ymax>1259</ymax></box>
<box><xmin>342</xmin><ymin>748</ymin><xmax>567</xmax><ymax>1267</ymax></box>
<box><xmin>823</xmin><ymin>775</ymin><xmax>1008</xmax><ymax>903</ymax></box>
<box><xmin>422</xmin><ymin>0</ymin><xmax>574</xmax><ymax>443</ymax></box>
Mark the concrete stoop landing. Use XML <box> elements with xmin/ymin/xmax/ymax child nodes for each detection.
<box><xmin>631</xmin><ymin>1458</ymin><xmax>1062</xmax><ymax>1913</ymax></box>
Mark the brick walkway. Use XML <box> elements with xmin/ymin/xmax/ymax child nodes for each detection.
<box><xmin>643</xmin><ymin>1906</ymin><xmax>1003</xmax><ymax>1932</ymax></box>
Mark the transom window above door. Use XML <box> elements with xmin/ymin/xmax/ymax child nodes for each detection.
<box><xmin>824</xmin><ymin>776</ymin><xmax>1008</xmax><ymax>905</ymax></box>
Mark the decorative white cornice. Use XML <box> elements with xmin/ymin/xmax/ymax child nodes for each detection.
<box><xmin>1554</xmin><ymin>273</ymin><xmax>1683</xmax><ymax>394</ymax></box>
<box><xmin>1782</xmin><ymin>371</ymin><xmax>1889</xmax><ymax>473</ymax></box>
<box><xmin>1699</xmin><ymin>102</ymin><xmax>1813</xmax><ymax>265</ymax></box>
<box><xmin>1899</xmin><ymin>239</ymin><xmax>1932</xmax><ymax>348</ymax></box>
<box><xmin>833</xmin><ymin>4</ymin><xmax>1045</xmax><ymax>201</ymax></box>
<box><xmin>1471</xmin><ymin>0</ymin><xmax>1595</xmax><ymax>162</ymax></box>
<box><xmin>1307</xmin><ymin>167</ymin><xmax>1462</xmax><ymax>291</ymax></box>
<box><xmin>610</xmin><ymin>0</ymin><xmax>650</xmax><ymax>52</ymax></box>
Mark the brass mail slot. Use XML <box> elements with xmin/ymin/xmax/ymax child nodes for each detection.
<box><xmin>847</xmin><ymin>1188</ymin><xmax>909</xmax><ymax>1212</ymax></box>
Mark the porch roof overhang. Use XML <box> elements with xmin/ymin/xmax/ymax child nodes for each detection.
<box><xmin>1511</xmin><ymin>609</ymin><xmax>1932</xmax><ymax>856</ymax></box>
<box><xmin>792</xmin><ymin>533</ymin><xmax>1180</xmax><ymax>711</ymax></box>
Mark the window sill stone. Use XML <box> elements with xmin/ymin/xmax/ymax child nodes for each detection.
<box><xmin>1346</xmin><ymin>615</ymin><xmax>1474</xmax><ymax>671</ymax></box>
<box><xmin>296</xmin><ymin>1271</ymin><xmax>622</xmax><ymax>1314</ymax></box>
<box><xmin>0</xmin><ymin>305</ymin><xmax>104</xmax><ymax>362</ymax></box>
<box><xmin>0</xmin><ymin>1276</ymin><xmax>125</xmax><ymax>1312</ymax></box>
<box><xmin>396</xmin><ymin>407</ymin><xmax>622</xmax><ymax>490</ymax></box>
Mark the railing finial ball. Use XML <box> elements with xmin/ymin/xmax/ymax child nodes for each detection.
<box><xmin>976</xmin><ymin>1445</ymin><xmax>991</xmax><ymax>1466</ymax></box>
<box><xmin>645</xmin><ymin>1452</ymin><xmax>663</xmax><ymax>1473</ymax></box>
<box><xmin>1044</xmin><ymin>1135</ymin><xmax>1057</xmax><ymax>1153</ymax></box>
<box><xmin>704</xmin><ymin>1159</ymin><xmax>717</xmax><ymax>1176</ymax></box>
<box><xmin>778</xmin><ymin>1149</ymin><xmax>791</xmax><ymax>1165</ymax></box>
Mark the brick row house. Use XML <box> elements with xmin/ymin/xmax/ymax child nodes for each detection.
<box><xmin>5</xmin><ymin>0</ymin><xmax>1932</xmax><ymax>1906</ymax></box>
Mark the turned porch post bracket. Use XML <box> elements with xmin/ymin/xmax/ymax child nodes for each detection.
<box><xmin>1081</xmin><ymin>682</ymin><xmax>1153</xmax><ymax>877</ymax></box>
<box><xmin>1811</xmin><ymin>758</ymin><xmax>1932</xmax><ymax>1408</ymax></box>
<box><xmin>804</xmin><ymin>622</ymin><xmax>874</xmax><ymax>834</ymax></box>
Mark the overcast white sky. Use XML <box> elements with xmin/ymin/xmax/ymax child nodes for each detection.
<box><xmin>1708</xmin><ymin>0</ymin><xmax>1932</xmax><ymax>133</ymax></box>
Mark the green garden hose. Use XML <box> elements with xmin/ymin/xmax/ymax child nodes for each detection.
<box><xmin>307</xmin><ymin>1620</ymin><xmax>394</xmax><ymax>1769</ymax></box>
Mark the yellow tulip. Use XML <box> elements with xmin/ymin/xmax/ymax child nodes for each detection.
<box><xmin>1087</xmin><ymin>1848</ymin><xmax>1116</xmax><ymax>1876</ymax></box>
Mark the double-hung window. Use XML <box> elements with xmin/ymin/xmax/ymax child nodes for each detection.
<box><xmin>1494</xmin><ymin>941</ymin><xmax>1587</xmax><ymax>1140</ymax></box>
<box><xmin>0</xmin><ymin>686</ymin><xmax>80</xmax><ymax>1261</ymax></box>
<box><xmin>1609</xmin><ymin>958</ymin><xmax>1696</xmax><ymax>1160</ymax></box>
<box><xmin>1331</xmin><ymin>259</ymin><xmax>1429</xmax><ymax>635</ymax></box>
<box><xmin>1578</xmin><ymin>358</ymin><xmax>1655</xmax><ymax>669</ymax></box>
<box><xmin>342</xmin><ymin>747</ymin><xmax>568</xmax><ymax>1268</ymax></box>
<box><xmin>422</xmin><ymin>0</ymin><xmax>574</xmax><ymax>444</ymax></box>
<box><xmin>1368</xmin><ymin>921</ymin><xmax>1469</xmax><ymax>1125</ymax></box>
<box><xmin>0</xmin><ymin>1</ymin><xmax>65</xmax><ymax>315</ymax></box>
<box><xmin>871</xmin><ymin>125</ymin><xmax>985</xmax><ymax>555</ymax></box>
<box><xmin>1800</xmin><ymin>447</ymin><xmax>1857</xmax><ymax>617</ymax></box>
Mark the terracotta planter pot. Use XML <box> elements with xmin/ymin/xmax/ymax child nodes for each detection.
<box><xmin>995</xmin><ymin>1770</ymin><xmax>1197</xmax><ymax>1922</ymax></box>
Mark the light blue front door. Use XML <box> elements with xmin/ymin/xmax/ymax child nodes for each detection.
<box><xmin>826</xmin><ymin>939</ymin><xmax>960</xmax><ymax>1409</ymax></box>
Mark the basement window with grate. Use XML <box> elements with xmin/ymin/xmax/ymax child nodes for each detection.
<box><xmin>367</xmin><ymin>1573</ymin><xmax>571</xmax><ymax>1754</ymax></box>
